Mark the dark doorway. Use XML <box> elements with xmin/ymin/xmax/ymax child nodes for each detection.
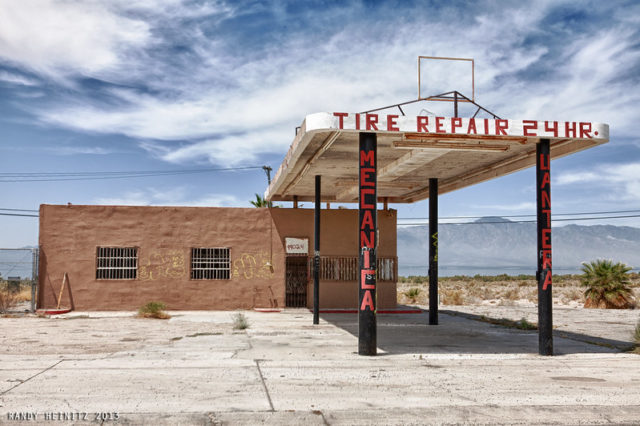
<box><xmin>285</xmin><ymin>256</ymin><xmax>308</xmax><ymax>307</ymax></box>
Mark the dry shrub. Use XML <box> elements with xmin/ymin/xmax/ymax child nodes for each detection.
<box><xmin>15</xmin><ymin>286</ymin><xmax>32</xmax><ymax>302</ymax></box>
<box><xmin>441</xmin><ymin>289</ymin><xmax>464</xmax><ymax>305</ymax></box>
<box><xmin>503</xmin><ymin>287</ymin><xmax>520</xmax><ymax>301</ymax></box>
<box><xmin>232</xmin><ymin>312</ymin><xmax>250</xmax><ymax>330</ymax></box>
<box><xmin>0</xmin><ymin>282</ymin><xmax>18</xmax><ymax>313</ymax></box>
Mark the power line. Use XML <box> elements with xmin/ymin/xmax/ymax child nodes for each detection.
<box><xmin>399</xmin><ymin>214</ymin><xmax>640</xmax><ymax>226</ymax></box>
<box><xmin>0</xmin><ymin>213</ymin><xmax>38</xmax><ymax>217</ymax></box>
<box><xmin>0</xmin><ymin>166</ymin><xmax>266</xmax><ymax>182</ymax></box>
<box><xmin>398</xmin><ymin>208</ymin><xmax>640</xmax><ymax>221</ymax></box>
<box><xmin>0</xmin><ymin>208</ymin><xmax>39</xmax><ymax>212</ymax></box>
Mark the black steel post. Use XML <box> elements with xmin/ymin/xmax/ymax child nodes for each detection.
<box><xmin>359</xmin><ymin>132</ymin><xmax>377</xmax><ymax>356</ymax></box>
<box><xmin>428</xmin><ymin>178</ymin><xmax>438</xmax><ymax>325</ymax></box>
<box><xmin>313</xmin><ymin>175</ymin><xmax>321</xmax><ymax>325</ymax></box>
<box><xmin>537</xmin><ymin>139</ymin><xmax>553</xmax><ymax>355</ymax></box>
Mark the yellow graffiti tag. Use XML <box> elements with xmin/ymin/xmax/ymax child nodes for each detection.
<box><xmin>232</xmin><ymin>251</ymin><xmax>274</xmax><ymax>280</ymax></box>
<box><xmin>139</xmin><ymin>249</ymin><xmax>186</xmax><ymax>281</ymax></box>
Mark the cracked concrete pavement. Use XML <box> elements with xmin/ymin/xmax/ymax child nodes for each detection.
<box><xmin>1</xmin><ymin>308</ymin><xmax>639</xmax><ymax>425</ymax></box>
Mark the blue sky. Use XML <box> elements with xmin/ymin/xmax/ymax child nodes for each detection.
<box><xmin>1</xmin><ymin>0</ymin><xmax>639</xmax><ymax>247</ymax></box>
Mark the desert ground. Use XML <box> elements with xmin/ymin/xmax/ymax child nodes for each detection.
<box><xmin>0</xmin><ymin>276</ymin><xmax>639</xmax><ymax>425</ymax></box>
<box><xmin>398</xmin><ymin>273</ymin><xmax>640</xmax><ymax>309</ymax></box>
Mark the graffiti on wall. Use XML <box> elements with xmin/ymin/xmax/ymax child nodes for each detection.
<box><xmin>232</xmin><ymin>251</ymin><xmax>274</xmax><ymax>280</ymax></box>
<box><xmin>139</xmin><ymin>249</ymin><xmax>186</xmax><ymax>281</ymax></box>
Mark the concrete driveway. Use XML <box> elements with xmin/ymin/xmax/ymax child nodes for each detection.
<box><xmin>1</xmin><ymin>308</ymin><xmax>639</xmax><ymax>425</ymax></box>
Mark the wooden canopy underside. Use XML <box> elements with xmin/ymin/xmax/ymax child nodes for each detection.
<box><xmin>265</xmin><ymin>114</ymin><xmax>608</xmax><ymax>204</ymax></box>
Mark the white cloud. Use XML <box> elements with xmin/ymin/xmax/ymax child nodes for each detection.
<box><xmin>472</xmin><ymin>201</ymin><xmax>536</xmax><ymax>211</ymax></box>
<box><xmin>555</xmin><ymin>172</ymin><xmax>600</xmax><ymax>185</ymax></box>
<box><xmin>93</xmin><ymin>186</ymin><xmax>241</xmax><ymax>207</ymax></box>
<box><xmin>48</xmin><ymin>146</ymin><xmax>115</xmax><ymax>156</ymax></box>
<box><xmin>4</xmin><ymin>1</ymin><xmax>640</xmax><ymax>167</ymax></box>
<box><xmin>0</xmin><ymin>71</ymin><xmax>38</xmax><ymax>86</ymax></box>
<box><xmin>0</xmin><ymin>0</ymin><xmax>151</xmax><ymax>80</ymax></box>
<box><xmin>556</xmin><ymin>162</ymin><xmax>640</xmax><ymax>201</ymax></box>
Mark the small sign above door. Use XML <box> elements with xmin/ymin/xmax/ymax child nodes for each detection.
<box><xmin>285</xmin><ymin>237</ymin><xmax>308</xmax><ymax>255</ymax></box>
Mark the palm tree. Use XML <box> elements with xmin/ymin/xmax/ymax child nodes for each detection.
<box><xmin>250</xmin><ymin>193</ymin><xmax>277</xmax><ymax>208</ymax></box>
<box><xmin>580</xmin><ymin>259</ymin><xmax>635</xmax><ymax>309</ymax></box>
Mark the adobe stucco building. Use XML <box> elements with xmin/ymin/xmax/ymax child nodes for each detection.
<box><xmin>37</xmin><ymin>204</ymin><xmax>397</xmax><ymax>311</ymax></box>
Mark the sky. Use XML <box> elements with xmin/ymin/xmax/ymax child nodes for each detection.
<box><xmin>1</xmin><ymin>0</ymin><xmax>640</xmax><ymax>248</ymax></box>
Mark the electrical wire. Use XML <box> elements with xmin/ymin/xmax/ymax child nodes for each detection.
<box><xmin>0</xmin><ymin>208</ymin><xmax>39</xmax><ymax>212</ymax></box>
<box><xmin>0</xmin><ymin>213</ymin><xmax>38</xmax><ymax>217</ymax></box>
<box><xmin>398</xmin><ymin>214</ymin><xmax>640</xmax><ymax>226</ymax></box>
<box><xmin>0</xmin><ymin>166</ymin><xmax>266</xmax><ymax>182</ymax></box>
<box><xmin>398</xmin><ymin>209</ymin><xmax>640</xmax><ymax>221</ymax></box>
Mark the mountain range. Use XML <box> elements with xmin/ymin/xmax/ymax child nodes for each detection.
<box><xmin>397</xmin><ymin>217</ymin><xmax>640</xmax><ymax>276</ymax></box>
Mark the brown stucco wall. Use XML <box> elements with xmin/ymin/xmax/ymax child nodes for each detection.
<box><xmin>38</xmin><ymin>205</ymin><xmax>396</xmax><ymax>311</ymax></box>
<box><xmin>271</xmin><ymin>208</ymin><xmax>397</xmax><ymax>309</ymax></box>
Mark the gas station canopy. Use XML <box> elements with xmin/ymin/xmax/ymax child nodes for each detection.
<box><xmin>265</xmin><ymin>112</ymin><xmax>609</xmax><ymax>203</ymax></box>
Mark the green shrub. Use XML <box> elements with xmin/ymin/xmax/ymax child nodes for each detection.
<box><xmin>581</xmin><ymin>260</ymin><xmax>635</xmax><ymax>309</ymax></box>
<box><xmin>404</xmin><ymin>287</ymin><xmax>421</xmax><ymax>302</ymax></box>
<box><xmin>517</xmin><ymin>317</ymin><xmax>537</xmax><ymax>330</ymax></box>
<box><xmin>138</xmin><ymin>301</ymin><xmax>170</xmax><ymax>319</ymax></box>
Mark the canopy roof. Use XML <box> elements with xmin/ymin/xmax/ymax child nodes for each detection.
<box><xmin>265</xmin><ymin>112</ymin><xmax>609</xmax><ymax>203</ymax></box>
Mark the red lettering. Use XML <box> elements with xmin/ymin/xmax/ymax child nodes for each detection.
<box><xmin>360</xmin><ymin>210</ymin><xmax>374</xmax><ymax>229</ymax></box>
<box><xmin>360</xmin><ymin>188</ymin><xmax>375</xmax><ymax>209</ymax></box>
<box><xmin>542</xmin><ymin>208</ymin><xmax>551</xmax><ymax>227</ymax></box>
<box><xmin>361</xmin><ymin>270</ymin><xmax>375</xmax><ymax>289</ymax></box>
<box><xmin>523</xmin><ymin>120</ymin><xmax>538</xmax><ymax>136</ymax></box>
<box><xmin>495</xmin><ymin>119</ymin><xmax>508</xmax><ymax>135</ymax></box>
<box><xmin>360</xmin><ymin>230</ymin><xmax>375</xmax><ymax>248</ymax></box>
<box><xmin>355</xmin><ymin>113</ymin><xmax>361</xmax><ymax>130</ymax></box>
<box><xmin>483</xmin><ymin>118</ymin><xmax>489</xmax><ymax>135</ymax></box>
<box><xmin>451</xmin><ymin>117</ymin><xmax>462</xmax><ymax>133</ymax></box>
<box><xmin>579</xmin><ymin>122</ymin><xmax>592</xmax><ymax>138</ymax></box>
<box><xmin>565</xmin><ymin>121</ymin><xmax>576</xmax><ymax>138</ymax></box>
<box><xmin>542</xmin><ymin>270</ymin><xmax>552</xmax><ymax>290</ymax></box>
<box><xmin>360</xmin><ymin>150</ymin><xmax>375</xmax><ymax>167</ymax></box>
<box><xmin>540</xmin><ymin>153</ymin><xmax>549</xmax><ymax>170</ymax></box>
<box><xmin>417</xmin><ymin>116</ymin><xmax>429</xmax><ymax>133</ymax></box>
<box><xmin>544</xmin><ymin>121</ymin><xmax>558</xmax><ymax>137</ymax></box>
<box><xmin>467</xmin><ymin>118</ymin><xmax>477</xmax><ymax>134</ymax></box>
<box><xmin>366</xmin><ymin>114</ymin><xmax>378</xmax><ymax>131</ymax></box>
<box><xmin>542</xmin><ymin>249</ymin><xmax>552</xmax><ymax>270</ymax></box>
<box><xmin>435</xmin><ymin>117</ymin><xmax>445</xmax><ymax>133</ymax></box>
<box><xmin>541</xmin><ymin>171</ymin><xmax>550</xmax><ymax>189</ymax></box>
<box><xmin>333</xmin><ymin>112</ymin><xmax>348</xmax><ymax>129</ymax></box>
<box><xmin>360</xmin><ymin>167</ymin><xmax>375</xmax><ymax>186</ymax></box>
<box><xmin>363</xmin><ymin>251</ymin><xmax>370</xmax><ymax>268</ymax></box>
<box><xmin>542</xmin><ymin>228</ymin><xmax>551</xmax><ymax>249</ymax></box>
<box><xmin>360</xmin><ymin>290</ymin><xmax>374</xmax><ymax>310</ymax></box>
<box><xmin>387</xmin><ymin>114</ymin><xmax>399</xmax><ymax>131</ymax></box>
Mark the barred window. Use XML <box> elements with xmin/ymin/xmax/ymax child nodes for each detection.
<box><xmin>191</xmin><ymin>248</ymin><xmax>230</xmax><ymax>280</ymax></box>
<box><xmin>313</xmin><ymin>256</ymin><xmax>397</xmax><ymax>281</ymax></box>
<box><xmin>96</xmin><ymin>247</ymin><xmax>138</xmax><ymax>280</ymax></box>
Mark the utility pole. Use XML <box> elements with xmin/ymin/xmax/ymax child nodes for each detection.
<box><xmin>263</xmin><ymin>166</ymin><xmax>272</xmax><ymax>185</ymax></box>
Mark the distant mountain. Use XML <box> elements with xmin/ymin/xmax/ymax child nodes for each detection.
<box><xmin>397</xmin><ymin>217</ymin><xmax>640</xmax><ymax>273</ymax></box>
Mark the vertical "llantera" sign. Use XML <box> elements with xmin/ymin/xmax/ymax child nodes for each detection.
<box><xmin>537</xmin><ymin>138</ymin><xmax>553</xmax><ymax>355</ymax></box>
<box><xmin>359</xmin><ymin>132</ymin><xmax>377</xmax><ymax>356</ymax></box>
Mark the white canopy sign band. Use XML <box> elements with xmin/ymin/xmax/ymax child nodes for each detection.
<box><xmin>307</xmin><ymin>112</ymin><xmax>609</xmax><ymax>140</ymax></box>
<box><xmin>266</xmin><ymin>112</ymin><xmax>609</xmax><ymax>203</ymax></box>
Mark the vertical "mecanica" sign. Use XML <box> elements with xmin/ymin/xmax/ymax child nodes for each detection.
<box><xmin>359</xmin><ymin>132</ymin><xmax>377</xmax><ymax>356</ymax></box>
